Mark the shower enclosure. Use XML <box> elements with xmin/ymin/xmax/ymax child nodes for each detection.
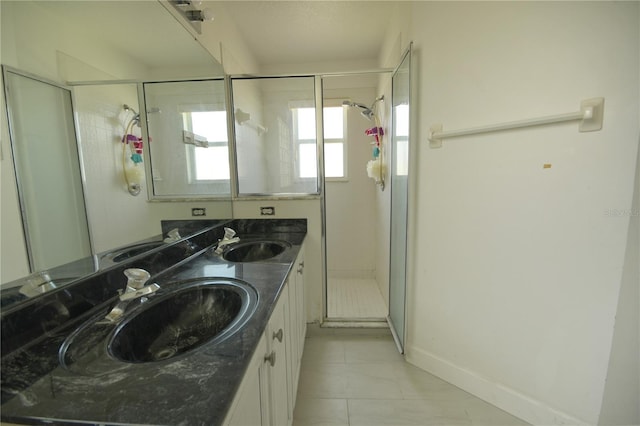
<box><xmin>2</xmin><ymin>67</ymin><xmax>92</xmax><ymax>272</ymax></box>
<box><xmin>322</xmin><ymin>72</ymin><xmax>389</xmax><ymax>322</ymax></box>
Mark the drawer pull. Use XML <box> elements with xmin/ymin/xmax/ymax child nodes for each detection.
<box><xmin>273</xmin><ymin>328</ymin><xmax>283</xmax><ymax>342</ymax></box>
<box><xmin>264</xmin><ymin>351</ymin><xmax>276</xmax><ymax>367</ymax></box>
<box><xmin>297</xmin><ymin>261</ymin><xmax>304</xmax><ymax>274</ymax></box>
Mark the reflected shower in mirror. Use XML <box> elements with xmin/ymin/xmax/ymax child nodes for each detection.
<box><xmin>144</xmin><ymin>79</ymin><xmax>231</xmax><ymax>199</ymax></box>
<box><xmin>3</xmin><ymin>68</ymin><xmax>93</xmax><ymax>273</ymax></box>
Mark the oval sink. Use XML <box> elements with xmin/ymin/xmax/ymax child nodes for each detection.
<box><xmin>222</xmin><ymin>240</ymin><xmax>291</xmax><ymax>262</ymax></box>
<box><xmin>107</xmin><ymin>279</ymin><xmax>257</xmax><ymax>363</ymax></box>
<box><xmin>109</xmin><ymin>241</ymin><xmax>165</xmax><ymax>263</ymax></box>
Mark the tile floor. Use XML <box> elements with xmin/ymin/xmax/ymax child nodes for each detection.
<box><xmin>327</xmin><ymin>278</ymin><xmax>387</xmax><ymax>319</ymax></box>
<box><xmin>293</xmin><ymin>328</ymin><xmax>529</xmax><ymax>426</ymax></box>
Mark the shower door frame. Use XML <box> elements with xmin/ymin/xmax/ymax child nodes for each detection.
<box><xmin>318</xmin><ymin>69</ymin><xmax>394</xmax><ymax>324</ymax></box>
<box><xmin>2</xmin><ymin>65</ymin><xmax>94</xmax><ymax>272</ymax></box>
<box><xmin>388</xmin><ymin>43</ymin><xmax>413</xmax><ymax>352</ymax></box>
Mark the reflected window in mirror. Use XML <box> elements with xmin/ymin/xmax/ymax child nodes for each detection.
<box><xmin>183</xmin><ymin>110</ymin><xmax>230</xmax><ymax>182</ymax></box>
<box><xmin>143</xmin><ymin>79</ymin><xmax>231</xmax><ymax>199</ymax></box>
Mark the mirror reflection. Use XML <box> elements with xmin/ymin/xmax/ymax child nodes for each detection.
<box><xmin>3</xmin><ymin>69</ymin><xmax>92</xmax><ymax>272</ymax></box>
<box><xmin>144</xmin><ymin>79</ymin><xmax>231</xmax><ymax>198</ymax></box>
<box><xmin>1</xmin><ymin>1</ymin><xmax>228</xmax><ymax>295</ymax></box>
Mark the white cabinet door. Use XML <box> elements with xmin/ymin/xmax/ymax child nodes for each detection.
<box><xmin>286</xmin><ymin>275</ymin><xmax>298</xmax><ymax>418</ymax></box>
<box><xmin>295</xmin><ymin>247</ymin><xmax>306</xmax><ymax>361</ymax></box>
<box><xmin>225</xmin><ymin>334</ymin><xmax>269</xmax><ymax>426</ymax></box>
<box><xmin>225</xmin><ymin>244</ymin><xmax>306</xmax><ymax>426</ymax></box>
<box><xmin>267</xmin><ymin>285</ymin><xmax>291</xmax><ymax>426</ymax></box>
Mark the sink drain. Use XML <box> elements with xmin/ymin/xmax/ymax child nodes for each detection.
<box><xmin>153</xmin><ymin>347</ymin><xmax>177</xmax><ymax>360</ymax></box>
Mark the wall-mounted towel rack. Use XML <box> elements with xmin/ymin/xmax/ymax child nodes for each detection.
<box><xmin>429</xmin><ymin>97</ymin><xmax>604</xmax><ymax>148</ymax></box>
<box><xmin>235</xmin><ymin>108</ymin><xmax>268</xmax><ymax>135</ymax></box>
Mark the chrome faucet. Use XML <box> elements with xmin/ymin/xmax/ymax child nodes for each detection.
<box><xmin>18</xmin><ymin>271</ymin><xmax>57</xmax><ymax>297</ymax></box>
<box><xmin>163</xmin><ymin>228</ymin><xmax>181</xmax><ymax>243</ymax></box>
<box><xmin>104</xmin><ymin>268</ymin><xmax>159</xmax><ymax>322</ymax></box>
<box><xmin>214</xmin><ymin>227</ymin><xmax>240</xmax><ymax>255</ymax></box>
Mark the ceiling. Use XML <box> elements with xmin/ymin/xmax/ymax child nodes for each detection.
<box><xmin>26</xmin><ymin>1</ymin><xmax>396</xmax><ymax>75</ymax></box>
<box><xmin>211</xmin><ymin>1</ymin><xmax>397</xmax><ymax>69</ymax></box>
<box><xmin>33</xmin><ymin>1</ymin><xmax>219</xmax><ymax>70</ymax></box>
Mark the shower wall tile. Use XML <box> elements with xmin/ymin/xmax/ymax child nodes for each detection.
<box><xmin>74</xmin><ymin>84</ymin><xmax>160</xmax><ymax>253</ymax></box>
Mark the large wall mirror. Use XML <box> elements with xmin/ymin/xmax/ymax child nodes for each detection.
<box><xmin>1</xmin><ymin>1</ymin><xmax>228</xmax><ymax>294</ymax></box>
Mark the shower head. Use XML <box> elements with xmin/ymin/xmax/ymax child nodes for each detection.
<box><xmin>342</xmin><ymin>100</ymin><xmax>375</xmax><ymax>121</ymax></box>
<box><xmin>360</xmin><ymin>108</ymin><xmax>375</xmax><ymax>121</ymax></box>
<box><xmin>123</xmin><ymin>104</ymin><xmax>140</xmax><ymax>127</ymax></box>
<box><xmin>123</xmin><ymin>104</ymin><xmax>138</xmax><ymax>115</ymax></box>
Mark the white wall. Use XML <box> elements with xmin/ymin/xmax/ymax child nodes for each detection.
<box><xmin>197</xmin><ymin>2</ymin><xmax>261</xmax><ymax>74</ymax></box>
<box><xmin>598</xmin><ymin>141</ymin><xmax>640</xmax><ymax>425</ymax></box>
<box><xmin>404</xmin><ymin>2</ymin><xmax>639</xmax><ymax>425</ymax></box>
<box><xmin>324</xmin><ymin>82</ymin><xmax>378</xmax><ymax>279</ymax></box>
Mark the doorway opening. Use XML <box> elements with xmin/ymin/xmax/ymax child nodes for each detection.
<box><xmin>322</xmin><ymin>72</ymin><xmax>390</xmax><ymax>325</ymax></box>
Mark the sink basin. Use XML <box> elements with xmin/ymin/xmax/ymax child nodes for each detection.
<box><xmin>106</xmin><ymin>279</ymin><xmax>257</xmax><ymax>363</ymax></box>
<box><xmin>108</xmin><ymin>241</ymin><xmax>165</xmax><ymax>263</ymax></box>
<box><xmin>222</xmin><ymin>240</ymin><xmax>291</xmax><ymax>262</ymax></box>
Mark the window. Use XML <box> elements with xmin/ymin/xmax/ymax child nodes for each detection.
<box><xmin>183</xmin><ymin>110</ymin><xmax>230</xmax><ymax>181</ymax></box>
<box><xmin>294</xmin><ymin>104</ymin><xmax>345</xmax><ymax>180</ymax></box>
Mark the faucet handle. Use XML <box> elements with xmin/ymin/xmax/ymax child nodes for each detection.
<box><xmin>164</xmin><ymin>228</ymin><xmax>181</xmax><ymax>242</ymax></box>
<box><xmin>124</xmin><ymin>268</ymin><xmax>151</xmax><ymax>290</ymax></box>
<box><xmin>119</xmin><ymin>283</ymin><xmax>160</xmax><ymax>301</ymax></box>
<box><xmin>223</xmin><ymin>227</ymin><xmax>236</xmax><ymax>239</ymax></box>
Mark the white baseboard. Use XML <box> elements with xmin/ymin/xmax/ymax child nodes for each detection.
<box><xmin>405</xmin><ymin>345</ymin><xmax>588</xmax><ymax>426</ymax></box>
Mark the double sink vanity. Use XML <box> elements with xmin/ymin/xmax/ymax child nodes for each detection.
<box><xmin>1</xmin><ymin>219</ymin><xmax>307</xmax><ymax>425</ymax></box>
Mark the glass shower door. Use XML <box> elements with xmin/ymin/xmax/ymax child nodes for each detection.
<box><xmin>388</xmin><ymin>45</ymin><xmax>411</xmax><ymax>352</ymax></box>
<box><xmin>3</xmin><ymin>68</ymin><xmax>92</xmax><ymax>271</ymax></box>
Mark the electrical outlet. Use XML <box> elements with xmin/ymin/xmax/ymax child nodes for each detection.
<box><xmin>192</xmin><ymin>208</ymin><xmax>206</xmax><ymax>216</ymax></box>
<box><xmin>260</xmin><ymin>206</ymin><xmax>275</xmax><ymax>216</ymax></box>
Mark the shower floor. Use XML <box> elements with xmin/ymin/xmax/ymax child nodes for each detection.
<box><xmin>327</xmin><ymin>277</ymin><xmax>387</xmax><ymax>320</ymax></box>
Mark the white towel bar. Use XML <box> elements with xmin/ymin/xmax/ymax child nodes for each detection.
<box><xmin>429</xmin><ymin>97</ymin><xmax>604</xmax><ymax>148</ymax></box>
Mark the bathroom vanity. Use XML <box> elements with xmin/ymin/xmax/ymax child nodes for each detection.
<box><xmin>0</xmin><ymin>219</ymin><xmax>307</xmax><ymax>426</ymax></box>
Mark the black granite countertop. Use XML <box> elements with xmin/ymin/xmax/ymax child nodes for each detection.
<box><xmin>0</xmin><ymin>219</ymin><xmax>306</xmax><ymax>425</ymax></box>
